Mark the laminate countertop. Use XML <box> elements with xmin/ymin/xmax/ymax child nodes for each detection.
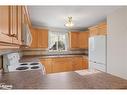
<box><xmin>20</xmin><ymin>54</ymin><xmax>88</xmax><ymax>62</ymax></box>
<box><xmin>0</xmin><ymin>70</ymin><xmax>127</xmax><ymax>89</ymax></box>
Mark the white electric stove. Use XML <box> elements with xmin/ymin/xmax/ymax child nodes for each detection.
<box><xmin>3</xmin><ymin>53</ymin><xmax>45</xmax><ymax>74</ymax></box>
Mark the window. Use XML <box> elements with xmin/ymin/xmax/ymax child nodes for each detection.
<box><xmin>48</xmin><ymin>31</ymin><xmax>68</xmax><ymax>51</ymax></box>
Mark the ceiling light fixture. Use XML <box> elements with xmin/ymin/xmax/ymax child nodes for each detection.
<box><xmin>65</xmin><ymin>17</ymin><xmax>74</xmax><ymax>28</ymax></box>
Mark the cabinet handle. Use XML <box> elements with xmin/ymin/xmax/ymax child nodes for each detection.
<box><xmin>0</xmin><ymin>32</ymin><xmax>16</xmax><ymax>37</ymax></box>
<box><xmin>10</xmin><ymin>34</ymin><xmax>17</xmax><ymax>37</ymax></box>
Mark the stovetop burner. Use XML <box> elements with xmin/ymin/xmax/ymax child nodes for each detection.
<box><xmin>30</xmin><ymin>63</ymin><xmax>39</xmax><ymax>65</ymax></box>
<box><xmin>16</xmin><ymin>66</ymin><xmax>29</xmax><ymax>70</ymax></box>
<box><xmin>31</xmin><ymin>66</ymin><xmax>39</xmax><ymax>69</ymax></box>
<box><xmin>20</xmin><ymin>63</ymin><xmax>28</xmax><ymax>65</ymax></box>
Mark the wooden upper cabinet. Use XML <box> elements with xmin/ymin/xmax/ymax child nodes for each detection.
<box><xmin>89</xmin><ymin>22</ymin><xmax>107</xmax><ymax>37</ymax></box>
<box><xmin>69</xmin><ymin>32</ymin><xmax>79</xmax><ymax>48</ymax></box>
<box><xmin>10</xmin><ymin>6</ymin><xmax>22</xmax><ymax>45</ymax></box>
<box><xmin>78</xmin><ymin>31</ymin><xmax>89</xmax><ymax>49</ymax></box>
<box><xmin>98</xmin><ymin>22</ymin><xmax>107</xmax><ymax>35</ymax></box>
<box><xmin>10</xmin><ymin>6</ymin><xmax>18</xmax><ymax>44</ymax></box>
<box><xmin>17</xmin><ymin>6</ymin><xmax>22</xmax><ymax>45</ymax></box>
<box><xmin>37</xmin><ymin>28</ymin><xmax>48</xmax><ymax>48</ymax></box>
<box><xmin>0</xmin><ymin>6</ymin><xmax>23</xmax><ymax>46</ymax></box>
<box><xmin>0</xmin><ymin>6</ymin><xmax>12</xmax><ymax>43</ymax></box>
<box><xmin>69</xmin><ymin>31</ymin><xmax>89</xmax><ymax>49</ymax></box>
<box><xmin>30</xmin><ymin>28</ymin><xmax>38</xmax><ymax>48</ymax></box>
<box><xmin>89</xmin><ymin>26</ymin><xmax>98</xmax><ymax>36</ymax></box>
<box><xmin>30</xmin><ymin>28</ymin><xmax>48</xmax><ymax>48</ymax></box>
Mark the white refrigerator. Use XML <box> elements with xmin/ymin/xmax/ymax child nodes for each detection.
<box><xmin>89</xmin><ymin>35</ymin><xmax>106</xmax><ymax>72</ymax></box>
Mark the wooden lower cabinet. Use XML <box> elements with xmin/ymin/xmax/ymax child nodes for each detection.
<box><xmin>73</xmin><ymin>57</ymin><xmax>84</xmax><ymax>70</ymax></box>
<box><xmin>40</xmin><ymin>56</ymin><xmax>88</xmax><ymax>74</ymax></box>
<box><xmin>73</xmin><ymin>56</ymin><xmax>88</xmax><ymax>70</ymax></box>
<box><xmin>52</xmin><ymin>58</ymin><xmax>73</xmax><ymax>73</ymax></box>
<box><xmin>40</xmin><ymin>58</ymin><xmax>52</xmax><ymax>74</ymax></box>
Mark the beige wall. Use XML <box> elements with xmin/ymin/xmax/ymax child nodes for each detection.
<box><xmin>107</xmin><ymin>7</ymin><xmax>127</xmax><ymax>79</ymax></box>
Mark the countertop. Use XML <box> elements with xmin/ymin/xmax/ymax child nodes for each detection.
<box><xmin>0</xmin><ymin>70</ymin><xmax>127</xmax><ymax>89</ymax></box>
<box><xmin>20</xmin><ymin>54</ymin><xmax>88</xmax><ymax>60</ymax></box>
<box><xmin>19</xmin><ymin>54</ymin><xmax>88</xmax><ymax>63</ymax></box>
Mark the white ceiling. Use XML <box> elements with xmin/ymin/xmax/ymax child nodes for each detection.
<box><xmin>28</xmin><ymin>6</ymin><xmax>122</xmax><ymax>31</ymax></box>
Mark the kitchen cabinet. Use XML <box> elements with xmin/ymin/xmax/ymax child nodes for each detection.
<box><xmin>73</xmin><ymin>57</ymin><xmax>84</xmax><ymax>70</ymax></box>
<box><xmin>69</xmin><ymin>32</ymin><xmax>79</xmax><ymax>48</ymax></box>
<box><xmin>69</xmin><ymin>31</ymin><xmax>89</xmax><ymax>49</ymax></box>
<box><xmin>0</xmin><ymin>6</ymin><xmax>12</xmax><ymax>43</ymax></box>
<box><xmin>78</xmin><ymin>32</ymin><xmax>89</xmax><ymax>49</ymax></box>
<box><xmin>98</xmin><ymin>22</ymin><xmax>107</xmax><ymax>35</ymax></box>
<box><xmin>30</xmin><ymin>28</ymin><xmax>48</xmax><ymax>48</ymax></box>
<box><xmin>40</xmin><ymin>56</ymin><xmax>88</xmax><ymax>74</ymax></box>
<box><xmin>0</xmin><ymin>6</ymin><xmax>23</xmax><ymax>47</ymax></box>
<box><xmin>73</xmin><ymin>56</ymin><xmax>88</xmax><ymax>70</ymax></box>
<box><xmin>17</xmin><ymin>6</ymin><xmax>22</xmax><ymax>45</ymax></box>
<box><xmin>52</xmin><ymin>57</ymin><xmax>73</xmax><ymax>73</ymax></box>
<box><xmin>10</xmin><ymin>6</ymin><xmax>22</xmax><ymax>45</ymax></box>
<box><xmin>30</xmin><ymin>28</ymin><xmax>38</xmax><ymax>48</ymax></box>
<box><xmin>41</xmin><ymin>58</ymin><xmax>52</xmax><ymax>74</ymax></box>
<box><xmin>89</xmin><ymin>22</ymin><xmax>107</xmax><ymax>37</ymax></box>
<box><xmin>37</xmin><ymin>28</ymin><xmax>48</xmax><ymax>48</ymax></box>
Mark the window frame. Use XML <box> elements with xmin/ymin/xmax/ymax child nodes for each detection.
<box><xmin>48</xmin><ymin>31</ymin><xmax>68</xmax><ymax>52</ymax></box>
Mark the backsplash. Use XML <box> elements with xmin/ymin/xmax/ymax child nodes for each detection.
<box><xmin>0</xmin><ymin>49</ymin><xmax>21</xmax><ymax>56</ymax></box>
<box><xmin>22</xmin><ymin>49</ymin><xmax>88</xmax><ymax>56</ymax></box>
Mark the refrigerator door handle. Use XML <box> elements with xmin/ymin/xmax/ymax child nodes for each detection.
<box><xmin>90</xmin><ymin>60</ymin><xmax>96</xmax><ymax>63</ymax></box>
<box><xmin>96</xmin><ymin>62</ymin><xmax>104</xmax><ymax>65</ymax></box>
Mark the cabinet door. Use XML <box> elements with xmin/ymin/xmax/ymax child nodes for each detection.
<box><xmin>17</xmin><ymin>6</ymin><xmax>22</xmax><ymax>45</ymax></box>
<box><xmin>30</xmin><ymin>28</ymin><xmax>38</xmax><ymax>48</ymax></box>
<box><xmin>37</xmin><ymin>29</ymin><xmax>48</xmax><ymax>48</ymax></box>
<box><xmin>10</xmin><ymin>6</ymin><xmax>19</xmax><ymax>44</ymax></box>
<box><xmin>89</xmin><ymin>22</ymin><xmax>107</xmax><ymax>37</ymax></box>
<box><xmin>69</xmin><ymin>32</ymin><xmax>79</xmax><ymax>48</ymax></box>
<box><xmin>52</xmin><ymin>62</ymin><xmax>66</xmax><ymax>73</ymax></box>
<box><xmin>89</xmin><ymin>26</ymin><xmax>99</xmax><ymax>37</ymax></box>
<box><xmin>82</xmin><ymin>57</ymin><xmax>88</xmax><ymax>69</ymax></box>
<box><xmin>64</xmin><ymin>58</ymin><xmax>73</xmax><ymax>71</ymax></box>
<box><xmin>98</xmin><ymin>22</ymin><xmax>107</xmax><ymax>35</ymax></box>
<box><xmin>73</xmin><ymin>57</ymin><xmax>88</xmax><ymax>70</ymax></box>
<box><xmin>79</xmin><ymin>31</ymin><xmax>89</xmax><ymax>49</ymax></box>
<box><xmin>52</xmin><ymin>57</ymin><xmax>73</xmax><ymax>73</ymax></box>
<box><xmin>40</xmin><ymin>58</ymin><xmax>52</xmax><ymax>74</ymax></box>
<box><xmin>0</xmin><ymin>6</ymin><xmax>12</xmax><ymax>43</ymax></box>
<box><xmin>73</xmin><ymin>57</ymin><xmax>83</xmax><ymax>70</ymax></box>
<box><xmin>52</xmin><ymin>58</ymin><xmax>66</xmax><ymax>73</ymax></box>
<box><xmin>30</xmin><ymin>28</ymin><xmax>48</xmax><ymax>48</ymax></box>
